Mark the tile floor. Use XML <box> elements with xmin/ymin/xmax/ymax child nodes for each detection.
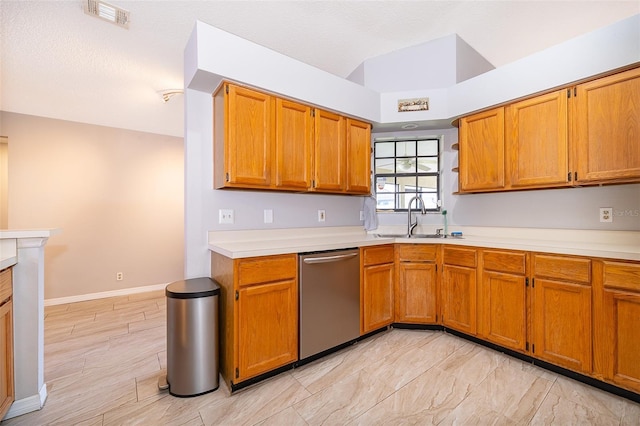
<box><xmin>2</xmin><ymin>290</ymin><xmax>639</xmax><ymax>425</ymax></box>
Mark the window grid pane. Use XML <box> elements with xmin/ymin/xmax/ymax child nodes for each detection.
<box><xmin>374</xmin><ymin>137</ymin><xmax>441</xmax><ymax>212</ymax></box>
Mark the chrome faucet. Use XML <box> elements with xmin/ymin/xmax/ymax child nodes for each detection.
<box><xmin>407</xmin><ymin>195</ymin><xmax>427</xmax><ymax>236</ymax></box>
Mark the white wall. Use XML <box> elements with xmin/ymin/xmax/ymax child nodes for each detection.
<box><xmin>3</xmin><ymin>112</ymin><xmax>185</xmax><ymax>300</ymax></box>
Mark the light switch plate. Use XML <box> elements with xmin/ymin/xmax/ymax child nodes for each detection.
<box><xmin>264</xmin><ymin>209</ymin><xmax>273</xmax><ymax>223</ymax></box>
<box><xmin>219</xmin><ymin>209</ymin><xmax>234</xmax><ymax>224</ymax></box>
<box><xmin>318</xmin><ymin>210</ymin><xmax>326</xmax><ymax>222</ymax></box>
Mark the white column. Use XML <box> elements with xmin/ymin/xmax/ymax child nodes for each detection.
<box><xmin>5</xmin><ymin>237</ymin><xmax>49</xmax><ymax>419</ymax></box>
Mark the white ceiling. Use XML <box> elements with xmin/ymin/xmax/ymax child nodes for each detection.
<box><xmin>1</xmin><ymin>1</ymin><xmax>638</xmax><ymax>137</ymax></box>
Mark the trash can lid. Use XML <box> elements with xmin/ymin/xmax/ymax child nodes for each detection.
<box><xmin>166</xmin><ymin>277</ymin><xmax>220</xmax><ymax>299</ymax></box>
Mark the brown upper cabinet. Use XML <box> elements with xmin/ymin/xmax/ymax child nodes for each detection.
<box><xmin>506</xmin><ymin>90</ymin><xmax>570</xmax><ymax>189</ymax></box>
<box><xmin>458</xmin><ymin>107</ymin><xmax>505</xmax><ymax>192</ymax></box>
<box><xmin>214</xmin><ymin>82</ymin><xmax>371</xmax><ymax>195</ymax></box>
<box><xmin>458</xmin><ymin>66</ymin><xmax>640</xmax><ymax>193</ymax></box>
<box><xmin>275</xmin><ymin>98</ymin><xmax>314</xmax><ymax>191</ymax></box>
<box><xmin>573</xmin><ymin>67</ymin><xmax>640</xmax><ymax>184</ymax></box>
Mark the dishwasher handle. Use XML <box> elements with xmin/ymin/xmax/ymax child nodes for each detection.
<box><xmin>302</xmin><ymin>252</ymin><xmax>358</xmax><ymax>264</ymax></box>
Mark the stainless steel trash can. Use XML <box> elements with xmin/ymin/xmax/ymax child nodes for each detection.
<box><xmin>166</xmin><ymin>277</ymin><xmax>220</xmax><ymax>397</ymax></box>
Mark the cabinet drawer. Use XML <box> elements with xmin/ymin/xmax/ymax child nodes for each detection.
<box><xmin>362</xmin><ymin>245</ymin><xmax>394</xmax><ymax>266</ymax></box>
<box><xmin>0</xmin><ymin>268</ymin><xmax>11</xmax><ymax>304</ymax></box>
<box><xmin>396</xmin><ymin>244</ymin><xmax>437</xmax><ymax>262</ymax></box>
<box><xmin>482</xmin><ymin>250</ymin><xmax>526</xmax><ymax>275</ymax></box>
<box><xmin>443</xmin><ymin>246</ymin><xmax>477</xmax><ymax>268</ymax></box>
<box><xmin>236</xmin><ymin>254</ymin><xmax>297</xmax><ymax>287</ymax></box>
<box><xmin>533</xmin><ymin>254</ymin><xmax>591</xmax><ymax>284</ymax></box>
<box><xmin>602</xmin><ymin>261</ymin><xmax>640</xmax><ymax>292</ymax></box>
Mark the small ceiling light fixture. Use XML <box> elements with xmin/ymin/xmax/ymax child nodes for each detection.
<box><xmin>84</xmin><ymin>0</ymin><xmax>130</xmax><ymax>29</ymax></box>
<box><xmin>401</xmin><ymin>123</ymin><xmax>419</xmax><ymax>130</ymax></box>
<box><xmin>159</xmin><ymin>89</ymin><xmax>184</xmax><ymax>103</ymax></box>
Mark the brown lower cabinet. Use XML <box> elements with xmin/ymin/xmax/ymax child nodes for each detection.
<box><xmin>478</xmin><ymin>249</ymin><xmax>528</xmax><ymax>352</ymax></box>
<box><xmin>211</xmin><ymin>253</ymin><xmax>298</xmax><ymax>389</ymax></box>
<box><xmin>360</xmin><ymin>245</ymin><xmax>395</xmax><ymax>334</ymax></box>
<box><xmin>531</xmin><ymin>254</ymin><xmax>592</xmax><ymax>373</ymax></box>
<box><xmin>593</xmin><ymin>260</ymin><xmax>640</xmax><ymax>393</ymax></box>
<box><xmin>0</xmin><ymin>267</ymin><xmax>14</xmax><ymax>420</ymax></box>
<box><xmin>394</xmin><ymin>244</ymin><xmax>439</xmax><ymax>324</ymax></box>
<box><xmin>441</xmin><ymin>246</ymin><xmax>478</xmax><ymax>335</ymax></box>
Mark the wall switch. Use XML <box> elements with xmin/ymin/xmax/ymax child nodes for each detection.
<box><xmin>318</xmin><ymin>210</ymin><xmax>326</xmax><ymax>222</ymax></box>
<box><xmin>116</xmin><ymin>272</ymin><xmax>123</xmax><ymax>281</ymax></box>
<box><xmin>219</xmin><ymin>209</ymin><xmax>234</xmax><ymax>224</ymax></box>
<box><xmin>600</xmin><ymin>207</ymin><xmax>613</xmax><ymax>223</ymax></box>
<box><xmin>360</xmin><ymin>210</ymin><xmax>364</xmax><ymax>221</ymax></box>
<box><xmin>264</xmin><ymin>209</ymin><xmax>273</xmax><ymax>224</ymax></box>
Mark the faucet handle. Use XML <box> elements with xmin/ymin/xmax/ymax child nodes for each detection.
<box><xmin>436</xmin><ymin>228</ymin><xmax>443</xmax><ymax>235</ymax></box>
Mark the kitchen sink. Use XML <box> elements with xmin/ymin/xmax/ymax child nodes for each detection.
<box><xmin>375</xmin><ymin>233</ymin><xmax>461</xmax><ymax>239</ymax></box>
<box><xmin>375</xmin><ymin>233</ymin><xmax>444</xmax><ymax>239</ymax></box>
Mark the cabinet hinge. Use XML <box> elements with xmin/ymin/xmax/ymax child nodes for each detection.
<box><xmin>235</xmin><ymin>367</ymin><xmax>239</xmax><ymax>378</ymax></box>
<box><xmin>532</xmin><ymin>344</ymin><xmax>535</xmax><ymax>353</ymax></box>
<box><xmin>312</xmin><ymin>179</ymin><xmax>316</xmax><ymax>188</ymax></box>
<box><xmin>568</xmin><ymin>172</ymin><xmax>572</xmax><ymax>182</ymax></box>
<box><xmin>574</xmin><ymin>172</ymin><xmax>578</xmax><ymax>182</ymax></box>
<box><xmin>525</xmin><ymin>277</ymin><xmax>529</xmax><ymax>287</ymax></box>
<box><xmin>532</xmin><ymin>278</ymin><xmax>535</xmax><ymax>288</ymax></box>
<box><xmin>567</xmin><ymin>88</ymin><xmax>571</xmax><ymax>99</ymax></box>
<box><xmin>435</xmin><ymin>265</ymin><xmax>438</xmax><ymax>272</ymax></box>
<box><xmin>574</xmin><ymin>87</ymin><xmax>577</xmax><ymax>97</ymax></box>
<box><xmin>226</xmin><ymin>173</ymin><xmax>230</xmax><ymax>182</ymax></box>
<box><xmin>225</xmin><ymin>85</ymin><xmax>229</xmax><ymax>94</ymax></box>
<box><xmin>526</xmin><ymin>342</ymin><xmax>529</xmax><ymax>351</ymax></box>
<box><xmin>235</xmin><ymin>290</ymin><xmax>239</xmax><ymax>301</ymax></box>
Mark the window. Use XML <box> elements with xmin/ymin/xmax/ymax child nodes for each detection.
<box><xmin>374</xmin><ymin>136</ymin><xmax>441</xmax><ymax>211</ymax></box>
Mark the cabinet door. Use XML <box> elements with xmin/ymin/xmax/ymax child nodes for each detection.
<box><xmin>345</xmin><ymin>118</ymin><xmax>371</xmax><ymax>194</ymax></box>
<box><xmin>600</xmin><ymin>289</ymin><xmax>640</xmax><ymax>393</ymax></box>
<box><xmin>506</xmin><ymin>90</ymin><xmax>569</xmax><ymax>188</ymax></box>
<box><xmin>441</xmin><ymin>264</ymin><xmax>477</xmax><ymax>335</ymax></box>
<box><xmin>396</xmin><ymin>262</ymin><xmax>438</xmax><ymax>324</ymax></box>
<box><xmin>275</xmin><ymin>98</ymin><xmax>313</xmax><ymax>190</ymax></box>
<box><xmin>480</xmin><ymin>270</ymin><xmax>526</xmax><ymax>351</ymax></box>
<box><xmin>0</xmin><ymin>301</ymin><xmax>13</xmax><ymax>420</ymax></box>
<box><xmin>362</xmin><ymin>263</ymin><xmax>394</xmax><ymax>334</ymax></box>
<box><xmin>459</xmin><ymin>107</ymin><xmax>505</xmax><ymax>192</ymax></box>
<box><xmin>313</xmin><ymin>109</ymin><xmax>346</xmax><ymax>192</ymax></box>
<box><xmin>236</xmin><ymin>279</ymin><xmax>298</xmax><ymax>381</ymax></box>
<box><xmin>574</xmin><ymin>67</ymin><xmax>640</xmax><ymax>183</ymax></box>
<box><xmin>532</xmin><ymin>279</ymin><xmax>591</xmax><ymax>373</ymax></box>
<box><xmin>594</xmin><ymin>261</ymin><xmax>640</xmax><ymax>393</ymax></box>
<box><xmin>225</xmin><ymin>84</ymin><xmax>274</xmax><ymax>187</ymax></box>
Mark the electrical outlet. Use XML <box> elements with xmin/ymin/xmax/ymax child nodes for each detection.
<box><xmin>219</xmin><ymin>209</ymin><xmax>234</xmax><ymax>224</ymax></box>
<box><xmin>318</xmin><ymin>210</ymin><xmax>326</xmax><ymax>222</ymax></box>
<box><xmin>600</xmin><ymin>207</ymin><xmax>613</xmax><ymax>223</ymax></box>
<box><xmin>264</xmin><ymin>209</ymin><xmax>273</xmax><ymax>224</ymax></box>
<box><xmin>116</xmin><ymin>272</ymin><xmax>123</xmax><ymax>281</ymax></box>
<box><xmin>360</xmin><ymin>210</ymin><xmax>364</xmax><ymax>221</ymax></box>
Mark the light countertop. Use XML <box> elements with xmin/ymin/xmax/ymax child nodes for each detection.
<box><xmin>0</xmin><ymin>229</ymin><xmax>62</xmax><ymax>270</ymax></box>
<box><xmin>208</xmin><ymin>226</ymin><xmax>640</xmax><ymax>261</ymax></box>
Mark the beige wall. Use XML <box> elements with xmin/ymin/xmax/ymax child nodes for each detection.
<box><xmin>1</xmin><ymin>111</ymin><xmax>184</xmax><ymax>300</ymax></box>
<box><xmin>0</xmin><ymin>136</ymin><xmax>7</xmax><ymax>228</ymax></box>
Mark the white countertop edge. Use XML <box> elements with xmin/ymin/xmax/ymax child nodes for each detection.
<box><xmin>0</xmin><ymin>256</ymin><xmax>17</xmax><ymax>270</ymax></box>
<box><xmin>0</xmin><ymin>228</ymin><xmax>62</xmax><ymax>239</ymax></box>
<box><xmin>208</xmin><ymin>226</ymin><xmax>639</xmax><ymax>261</ymax></box>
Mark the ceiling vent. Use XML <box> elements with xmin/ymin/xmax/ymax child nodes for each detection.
<box><xmin>84</xmin><ymin>0</ymin><xmax>130</xmax><ymax>29</ymax></box>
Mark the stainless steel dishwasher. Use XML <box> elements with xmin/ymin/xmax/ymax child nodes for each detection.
<box><xmin>299</xmin><ymin>248</ymin><xmax>360</xmax><ymax>360</ymax></box>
